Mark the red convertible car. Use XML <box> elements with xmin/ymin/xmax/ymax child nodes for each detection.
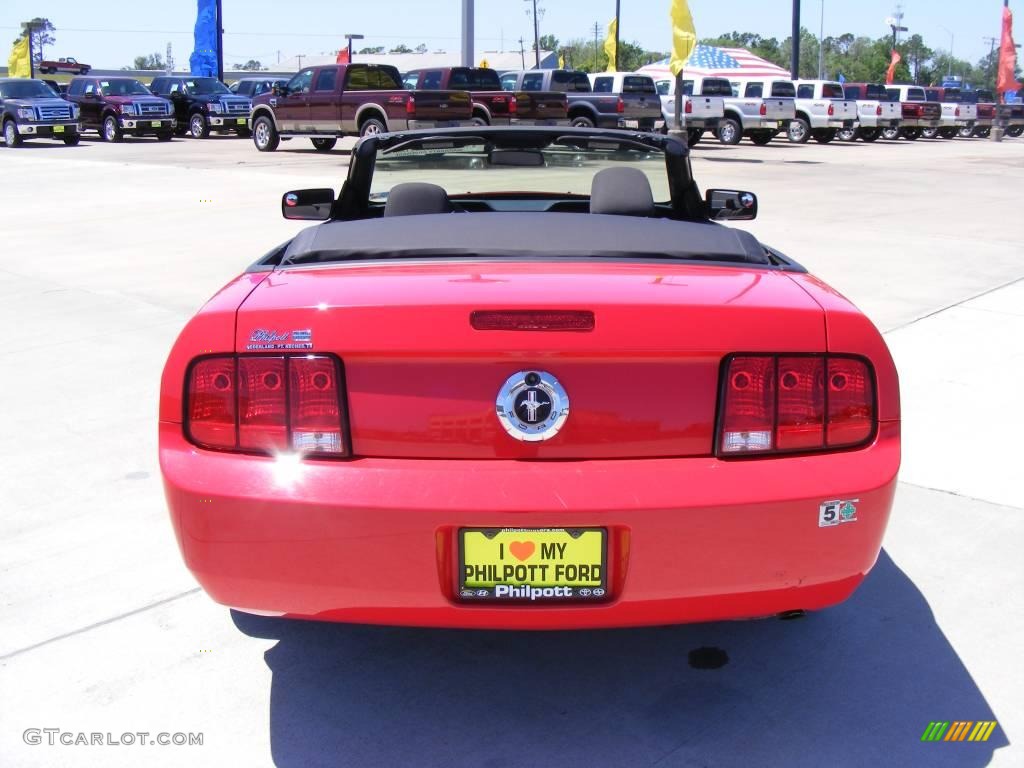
<box><xmin>160</xmin><ymin>127</ymin><xmax>900</xmax><ymax>629</ymax></box>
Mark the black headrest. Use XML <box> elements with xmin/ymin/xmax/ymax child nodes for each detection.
<box><xmin>383</xmin><ymin>182</ymin><xmax>453</xmax><ymax>217</ymax></box>
<box><xmin>589</xmin><ymin>167</ymin><xmax>655</xmax><ymax>216</ymax></box>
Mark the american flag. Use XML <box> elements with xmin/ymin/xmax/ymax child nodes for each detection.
<box><xmin>637</xmin><ymin>45</ymin><xmax>791</xmax><ymax>81</ymax></box>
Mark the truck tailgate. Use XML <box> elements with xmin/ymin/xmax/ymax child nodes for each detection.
<box><xmin>764</xmin><ymin>98</ymin><xmax>795</xmax><ymax>121</ymax></box>
<box><xmin>409</xmin><ymin>89</ymin><xmax>472</xmax><ymax>121</ymax></box>
<box><xmin>515</xmin><ymin>90</ymin><xmax>568</xmax><ymax>120</ymax></box>
<box><xmin>621</xmin><ymin>92</ymin><xmax>662</xmax><ymax>121</ymax></box>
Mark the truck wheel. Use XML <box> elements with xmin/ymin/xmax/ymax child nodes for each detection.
<box><xmin>102</xmin><ymin>115</ymin><xmax>123</xmax><ymax>142</ymax></box>
<box><xmin>311</xmin><ymin>137</ymin><xmax>337</xmax><ymax>152</ymax></box>
<box><xmin>837</xmin><ymin>127</ymin><xmax>857</xmax><ymax>141</ymax></box>
<box><xmin>686</xmin><ymin>128</ymin><xmax>702</xmax><ymax>146</ymax></box>
<box><xmin>749</xmin><ymin>131</ymin><xmax>774</xmax><ymax>145</ymax></box>
<box><xmin>1007</xmin><ymin>126</ymin><xmax>1024</xmax><ymax>137</ymax></box>
<box><xmin>787</xmin><ymin>117</ymin><xmax>811</xmax><ymax>143</ymax></box>
<box><xmin>958</xmin><ymin>126</ymin><xmax>975</xmax><ymax>138</ymax></box>
<box><xmin>570</xmin><ymin>115</ymin><xmax>596</xmax><ymax>128</ymax></box>
<box><xmin>859</xmin><ymin>128</ymin><xmax>881</xmax><ymax>142</ymax></box>
<box><xmin>904</xmin><ymin>128</ymin><xmax>921</xmax><ymax>141</ymax></box>
<box><xmin>3</xmin><ymin>120</ymin><xmax>23</xmax><ymax>147</ymax></box>
<box><xmin>920</xmin><ymin>127</ymin><xmax>939</xmax><ymax>139</ymax></box>
<box><xmin>156</xmin><ymin>131</ymin><xmax>173</xmax><ymax>142</ymax></box>
<box><xmin>359</xmin><ymin>117</ymin><xmax>387</xmax><ymax>137</ymax></box>
<box><xmin>63</xmin><ymin>132</ymin><xmax>81</xmax><ymax>146</ymax></box>
<box><xmin>471</xmin><ymin>113</ymin><xmax>489</xmax><ymax>127</ymax></box>
<box><xmin>189</xmin><ymin>113</ymin><xmax>210</xmax><ymax>139</ymax></box>
<box><xmin>882</xmin><ymin>126</ymin><xmax>900</xmax><ymax>140</ymax></box>
<box><xmin>938</xmin><ymin>127</ymin><xmax>958</xmax><ymax>139</ymax></box>
<box><xmin>252</xmin><ymin>115</ymin><xmax>279</xmax><ymax>151</ymax></box>
<box><xmin>812</xmin><ymin>129</ymin><xmax>837</xmax><ymax>144</ymax></box>
<box><xmin>717</xmin><ymin>118</ymin><xmax>742</xmax><ymax>145</ymax></box>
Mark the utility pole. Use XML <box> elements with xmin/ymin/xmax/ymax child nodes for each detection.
<box><xmin>594</xmin><ymin>22</ymin><xmax>601</xmax><ymax>71</ymax></box>
<box><xmin>461</xmin><ymin>0</ymin><xmax>474</xmax><ymax>67</ymax></box>
<box><xmin>614</xmin><ymin>0</ymin><xmax>621</xmax><ymax>71</ymax></box>
<box><xmin>524</xmin><ymin>0</ymin><xmax>541</xmax><ymax>68</ymax></box>
<box><xmin>818</xmin><ymin>0</ymin><xmax>825</xmax><ymax>79</ymax></box>
<box><xmin>791</xmin><ymin>0</ymin><xmax>801</xmax><ymax>79</ymax></box>
<box><xmin>518</xmin><ymin>37</ymin><xmax>525</xmax><ymax>69</ymax></box>
<box><xmin>296</xmin><ymin>54</ymin><xmax>304</xmax><ymax>69</ymax></box>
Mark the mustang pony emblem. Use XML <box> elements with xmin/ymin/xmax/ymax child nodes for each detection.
<box><xmin>496</xmin><ymin>371</ymin><xmax>569</xmax><ymax>442</ymax></box>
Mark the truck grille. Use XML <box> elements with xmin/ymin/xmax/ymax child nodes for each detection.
<box><xmin>138</xmin><ymin>102</ymin><xmax>169</xmax><ymax>117</ymax></box>
<box><xmin>37</xmin><ymin>104</ymin><xmax>72</xmax><ymax>121</ymax></box>
<box><xmin>222</xmin><ymin>100</ymin><xmax>251</xmax><ymax>115</ymax></box>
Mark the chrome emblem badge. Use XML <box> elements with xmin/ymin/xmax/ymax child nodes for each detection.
<box><xmin>496</xmin><ymin>371</ymin><xmax>569</xmax><ymax>442</ymax></box>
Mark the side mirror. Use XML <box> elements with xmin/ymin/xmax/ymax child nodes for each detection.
<box><xmin>282</xmin><ymin>189</ymin><xmax>335</xmax><ymax>221</ymax></box>
<box><xmin>705</xmin><ymin>189</ymin><xmax>758</xmax><ymax>221</ymax></box>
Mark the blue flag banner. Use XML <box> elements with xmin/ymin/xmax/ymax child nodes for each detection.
<box><xmin>838</xmin><ymin>73</ymin><xmax>846</xmax><ymax>84</ymax></box>
<box><xmin>189</xmin><ymin>0</ymin><xmax>218</xmax><ymax>76</ymax></box>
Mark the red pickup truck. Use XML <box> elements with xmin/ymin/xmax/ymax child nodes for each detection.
<box><xmin>39</xmin><ymin>57</ymin><xmax>91</xmax><ymax>75</ymax></box>
<box><xmin>249</xmin><ymin>63</ymin><xmax>471</xmax><ymax>152</ymax></box>
<box><xmin>403</xmin><ymin>66</ymin><xmax>568</xmax><ymax>126</ymax></box>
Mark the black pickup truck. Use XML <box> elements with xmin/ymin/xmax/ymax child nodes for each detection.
<box><xmin>149</xmin><ymin>76</ymin><xmax>253</xmax><ymax>138</ymax></box>
<box><xmin>0</xmin><ymin>77</ymin><xmax>81</xmax><ymax>147</ymax></box>
<box><xmin>499</xmin><ymin>69</ymin><xmax>661</xmax><ymax>131</ymax></box>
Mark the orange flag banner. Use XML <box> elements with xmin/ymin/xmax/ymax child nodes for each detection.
<box><xmin>885</xmin><ymin>49</ymin><xmax>902</xmax><ymax>85</ymax></box>
<box><xmin>997</xmin><ymin>4</ymin><xmax>1022</xmax><ymax>97</ymax></box>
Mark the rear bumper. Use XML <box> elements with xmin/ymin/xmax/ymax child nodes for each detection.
<box><xmin>901</xmin><ymin>118</ymin><xmax>940</xmax><ymax>127</ymax></box>
<box><xmin>747</xmin><ymin>119</ymin><xmax>786</xmax><ymax>131</ymax></box>
<box><xmin>857</xmin><ymin>118</ymin><xmax>899</xmax><ymax>128</ymax></box>
<box><xmin>406</xmin><ymin>119</ymin><xmax>470</xmax><ymax>130</ymax></box>
<box><xmin>509</xmin><ymin>117</ymin><xmax>571</xmax><ymax>127</ymax></box>
<box><xmin>160</xmin><ymin>421</ymin><xmax>900</xmax><ymax>629</ymax></box>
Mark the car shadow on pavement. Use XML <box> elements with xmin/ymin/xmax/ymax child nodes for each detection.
<box><xmin>233</xmin><ymin>550</ymin><xmax>1007</xmax><ymax>768</ymax></box>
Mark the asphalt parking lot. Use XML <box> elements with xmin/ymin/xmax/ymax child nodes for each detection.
<box><xmin>1</xmin><ymin>132</ymin><xmax>1021</xmax><ymax>767</ymax></box>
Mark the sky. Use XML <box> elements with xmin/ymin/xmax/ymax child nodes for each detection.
<box><xmin>1</xmin><ymin>0</ymin><xmax>1008</xmax><ymax>70</ymax></box>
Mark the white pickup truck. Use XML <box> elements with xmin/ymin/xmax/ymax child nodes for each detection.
<box><xmin>922</xmin><ymin>87</ymin><xmax>976</xmax><ymax>139</ymax></box>
<box><xmin>651</xmin><ymin>75</ymin><xmax>728</xmax><ymax>145</ymax></box>
<box><xmin>718</xmin><ymin>77</ymin><xmax>796</xmax><ymax>145</ymax></box>
<box><xmin>838</xmin><ymin>82</ymin><xmax>902</xmax><ymax>142</ymax></box>
<box><xmin>789</xmin><ymin>80</ymin><xmax>857</xmax><ymax>143</ymax></box>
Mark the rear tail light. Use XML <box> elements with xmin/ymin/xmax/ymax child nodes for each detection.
<box><xmin>876</xmin><ymin>105</ymin><xmax>883</xmax><ymax>116</ymax></box>
<box><xmin>759</xmin><ymin>103</ymin><xmax>767</xmax><ymax>116</ymax></box>
<box><xmin>685</xmin><ymin>99</ymin><xmax>693</xmax><ymax>114</ymax></box>
<box><xmin>955</xmin><ymin>106</ymin><xmax>960</xmax><ymax>117</ymax></box>
<box><xmin>186</xmin><ymin>355</ymin><xmax>349</xmax><ymax>458</ymax></box>
<box><xmin>717</xmin><ymin>354</ymin><xmax>875</xmax><ymax>456</ymax></box>
<box><xmin>406</xmin><ymin>96</ymin><xmax>416</xmax><ymax>116</ymax></box>
<box><xmin>509</xmin><ymin>95</ymin><xmax>517</xmax><ymax>114</ymax></box>
<box><xmin>828</xmin><ymin>103</ymin><xmax>835</xmax><ymax>116</ymax></box>
<box><xmin>616</xmin><ymin>96</ymin><xmax>625</xmax><ymax>114</ymax></box>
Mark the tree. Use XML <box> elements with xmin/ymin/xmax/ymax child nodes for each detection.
<box><xmin>539</xmin><ymin>34</ymin><xmax>559</xmax><ymax>52</ymax></box>
<box><xmin>236</xmin><ymin>59</ymin><xmax>263</xmax><ymax>71</ymax></box>
<box><xmin>415</xmin><ymin>43</ymin><xmax>428</xmax><ymax>54</ymax></box>
<box><xmin>389</xmin><ymin>44</ymin><xmax>413</xmax><ymax>54</ymax></box>
<box><xmin>13</xmin><ymin>17</ymin><xmax>56</xmax><ymax>66</ymax></box>
<box><xmin>358</xmin><ymin>46</ymin><xmax>385</xmax><ymax>55</ymax></box>
<box><xmin>133</xmin><ymin>53</ymin><xmax>165</xmax><ymax>70</ymax></box>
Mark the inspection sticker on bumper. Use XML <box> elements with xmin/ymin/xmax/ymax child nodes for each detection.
<box><xmin>459</xmin><ymin>528</ymin><xmax>606</xmax><ymax>601</ymax></box>
<box><xmin>819</xmin><ymin>499</ymin><xmax>859</xmax><ymax>527</ymax></box>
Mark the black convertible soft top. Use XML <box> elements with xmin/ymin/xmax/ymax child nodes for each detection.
<box><xmin>275</xmin><ymin>213</ymin><xmax>789</xmax><ymax>269</ymax></box>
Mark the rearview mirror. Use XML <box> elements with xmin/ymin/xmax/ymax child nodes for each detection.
<box><xmin>282</xmin><ymin>189</ymin><xmax>335</xmax><ymax>221</ymax></box>
<box><xmin>705</xmin><ymin>189</ymin><xmax>758</xmax><ymax>221</ymax></box>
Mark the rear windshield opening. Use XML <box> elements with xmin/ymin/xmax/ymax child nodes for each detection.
<box><xmin>622</xmin><ymin>76</ymin><xmax>656</xmax><ymax>94</ymax></box>
<box><xmin>822</xmin><ymin>83</ymin><xmax>845</xmax><ymax>98</ymax></box>
<box><xmin>701</xmin><ymin>79</ymin><xmax>733</xmax><ymax>96</ymax></box>
<box><xmin>770</xmin><ymin>82</ymin><xmax>796</xmax><ymax>97</ymax></box>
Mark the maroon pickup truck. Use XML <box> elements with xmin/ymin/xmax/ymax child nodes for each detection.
<box><xmin>403</xmin><ymin>66</ymin><xmax>568</xmax><ymax>126</ymax></box>
<box><xmin>249</xmin><ymin>63</ymin><xmax>471</xmax><ymax>152</ymax></box>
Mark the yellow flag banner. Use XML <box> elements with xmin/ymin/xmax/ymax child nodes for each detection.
<box><xmin>479</xmin><ymin>57</ymin><xmax>490</xmax><ymax>68</ymax></box>
<box><xmin>558</xmin><ymin>53</ymin><xmax>565</xmax><ymax>69</ymax></box>
<box><xmin>8</xmin><ymin>35</ymin><xmax>31</xmax><ymax>78</ymax></box>
<box><xmin>604</xmin><ymin>18</ymin><xmax>618</xmax><ymax>72</ymax></box>
<box><xmin>669</xmin><ymin>0</ymin><xmax>697</xmax><ymax>76</ymax></box>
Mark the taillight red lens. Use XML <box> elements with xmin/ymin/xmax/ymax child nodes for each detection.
<box><xmin>509</xmin><ymin>95</ymin><xmax>517</xmax><ymax>114</ymax></box>
<box><xmin>955</xmin><ymin>106</ymin><xmax>960</xmax><ymax>117</ymax></box>
<box><xmin>828</xmin><ymin>103</ymin><xmax>835</xmax><ymax>116</ymax></box>
<box><xmin>876</xmin><ymin>105</ymin><xmax>883</xmax><ymax>116</ymax></box>
<box><xmin>685</xmin><ymin>99</ymin><xmax>693</xmax><ymax>114</ymax></box>
<box><xmin>776</xmin><ymin>357</ymin><xmax>825</xmax><ymax>450</ymax></box>
<box><xmin>759</xmin><ymin>103</ymin><xmax>767</xmax><ymax>116</ymax></box>
<box><xmin>406</xmin><ymin>96</ymin><xmax>416</xmax><ymax>116</ymax></box>
<box><xmin>289</xmin><ymin>356</ymin><xmax>345</xmax><ymax>455</ymax></box>
<box><xmin>188</xmin><ymin>357</ymin><xmax>237</xmax><ymax>449</ymax></box>
<box><xmin>617</xmin><ymin>96</ymin><xmax>625</xmax><ymax>114</ymax></box>
<box><xmin>186</xmin><ymin>355</ymin><xmax>348</xmax><ymax>458</ymax></box>
<box><xmin>719</xmin><ymin>356</ymin><xmax>775</xmax><ymax>453</ymax></box>
<box><xmin>238</xmin><ymin>357</ymin><xmax>288</xmax><ymax>452</ymax></box>
<box><xmin>826</xmin><ymin>357</ymin><xmax>874</xmax><ymax>447</ymax></box>
<box><xmin>718</xmin><ymin>354</ymin><xmax>875</xmax><ymax>456</ymax></box>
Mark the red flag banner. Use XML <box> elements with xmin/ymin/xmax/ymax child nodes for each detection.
<box><xmin>886</xmin><ymin>49</ymin><xmax>902</xmax><ymax>85</ymax></box>
<box><xmin>336</xmin><ymin>47</ymin><xmax>350</xmax><ymax>64</ymax></box>
<box><xmin>997</xmin><ymin>5</ymin><xmax>1022</xmax><ymax>97</ymax></box>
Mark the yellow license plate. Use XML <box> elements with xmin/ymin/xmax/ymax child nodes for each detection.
<box><xmin>151</xmin><ymin>121</ymin><xmax>162</xmax><ymax>127</ymax></box>
<box><xmin>53</xmin><ymin>125</ymin><xmax>64</xmax><ymax>133</ymax></box>
<box><xmin>237</xmin><ymin>118</ymin><xmax>247</xmax><ymax>125</ymax></box>
<box><xmin>459</xmin><ymin>527</ymin><xmax>606</xmax><ymax>601</ymax></box>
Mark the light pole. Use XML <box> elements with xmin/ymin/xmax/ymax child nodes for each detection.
<box><xmin>791</xmin><ymin>0</ymin><xmax>801</xmax><ymax>80</ymax></box>
<box><xmin>345</xmin><ymin>33</ymin><xmax>364</xmax><ymax>62</ymax></box>
<box><xmin>524</xmin><ymin>0</ymin><xmax>541</xmax><ymax>68</ymax></box>
<box><xmin>614</xmin><ymin>0</ymin><xmax>621</xmax><ymax>71</ymax></box>
<box><xmin>817</xmin><ymin>0</ymin><xmax>825</xmax><ymax>79</ymax></box>
<box><xmin>461</xmin><ymin>0</ymin><xmax>474</xmax><ymax>67</ymax></box>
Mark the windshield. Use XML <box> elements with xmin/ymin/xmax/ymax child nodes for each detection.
<box><xmin>184</xmin><ymin>78</ymin><xmax>230</xmax><ymax>95</ymax></box>
<box><xmin>0</xmin><ymin>80</ymin><xmax>59</xmax><ymax>99</ymax></box>
<box><xmin>99</xmin><ymin>79</ymin><xmax>151</xmax><ymax>96</ymax></box>
<box><xmin>370</xmin><ymin>135</ymin><xmax>670</xmax><ymax>203</ymax></box>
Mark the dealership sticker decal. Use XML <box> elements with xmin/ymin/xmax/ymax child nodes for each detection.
<box><xmin>819</xmin><ymin>499</ymin><xmax>859</xmax><ymax>527</ymax></box>
<box><xmin>246</xmin><ymin>329</ymin><xmax>313</xmax><ymax>350</ymax></box>
<box><xmin>921</xmin><ymin>721</ymin><xmax>998</xmax><ymax>742</ymax></box>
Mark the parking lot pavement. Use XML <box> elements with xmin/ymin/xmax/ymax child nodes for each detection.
<box><xmin>1</xmin><ymin>134</ymin><xmax>1021</xmax><ymax>767</ymax></box>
